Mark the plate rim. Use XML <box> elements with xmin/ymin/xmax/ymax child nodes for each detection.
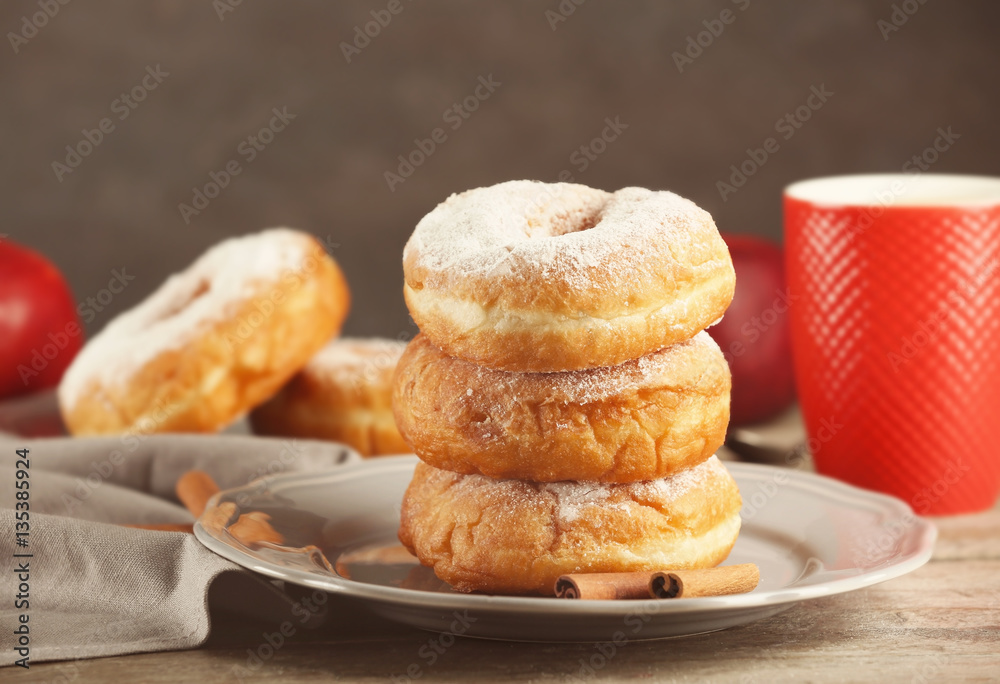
<box><xmin>194</xmin><ymin>455</ymin><xmax>937</xmax><ymax>616</ymax></box>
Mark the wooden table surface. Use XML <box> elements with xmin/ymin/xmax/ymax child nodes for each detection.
<box><xmin>12</xmin><ymin>497</ymin><xmax>1000</xmax><ymax>683</ymax></box>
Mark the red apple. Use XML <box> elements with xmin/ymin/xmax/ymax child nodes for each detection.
<box><xmin>708</xmin><ymin>234</ymin><xmax>796</xmax><ymax>426</ymax></box>
<box><xmin>0</xmin><ymin>239</ymin><xmax>84</xmax><ymax>398</ymax></box>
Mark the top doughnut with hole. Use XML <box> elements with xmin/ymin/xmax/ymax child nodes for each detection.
<box><xmin>402</xmin><ymin>181</ymin><xmax>735</xmax><ymax>372</ymax></box>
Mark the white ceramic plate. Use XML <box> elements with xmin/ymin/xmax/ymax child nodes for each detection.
<box><xmin>194</xmin><ymin>455</ymin><xmax>936</xmax><ymax>641</ymax></box>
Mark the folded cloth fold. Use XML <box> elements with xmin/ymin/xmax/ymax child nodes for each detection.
<box><xmin>0</xmin><ymin>431</ymin><xmax>358</xmax><ymax>666</ymax></box>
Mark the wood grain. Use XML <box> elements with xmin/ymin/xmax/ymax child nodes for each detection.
<box><xmin>931</xmin><ymin>503</ymin><xmax>1000</xmax><ymax>560</ymax></box>
<box><xmin>10</xmin><ymin>461</ymin><xmax>998</xmax><ymax>682</ymax></box>
<box><xmin>11</xmin><ymin>557</ymin><xmax>1000</xmax><ymax>683</ymax></box>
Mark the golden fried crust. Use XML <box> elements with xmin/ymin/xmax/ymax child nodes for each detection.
<box><xmin>399</xmin><ymin>457</ymin><xmax>742</xmax><ymax>595</ymax></box>
<box><xmin>402</xmin><ymin>182</ymin><xmax>735</xmax><ymax>372</ymax></box>
<box><xmin>392</xmin><ymin>332</ymin><xmax>730</xmax><ymax>483</ymax></box>
<box><xmin>60</xmin><ymin>235</ymin><xmax>350</xmax><ymax>435</ymax></box>
<box><xmin>251</xmin><ymin>338</ymin><xmax>409</xmax><ymax>456</ymax></box>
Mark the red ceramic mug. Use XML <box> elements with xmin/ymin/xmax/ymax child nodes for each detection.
<box><xmin>784</xmin><ymin>174</ymin><xmax>1000</xmax><ymax>515</ymax></box>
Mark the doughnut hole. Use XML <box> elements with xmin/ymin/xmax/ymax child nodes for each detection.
<box><xmin>523</xmin><ymin>188</ymin><xmax>608</xmax><ymax>238</ymax></box>
<box><xmin>156</xmin><ymin>279</ymin><xmax>210</xmax><ymax>321</ymax></box>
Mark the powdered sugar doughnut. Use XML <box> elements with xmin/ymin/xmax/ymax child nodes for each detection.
<box><xmin>393</xmin><ymin>332</ymin><xmax>730</xmax><ymax>482</ymax></box>
<box><xmin>402</xmin><ymin>181</ymin><xmax>735</xmax><ymax>372</ymax></box>
<box><xmin>399</xmin><ymin>456</ymin><xmax>742</xmax><ymax>595</ymax></box>
<box><xmin>58</xmin><ymin>228</ymin><xmax>350</xmax><ymax>435</ymax></box>
<box><xmin>251</xmin><ymin>337</ymin><xmax>409</xmax><ymax>456</ymax></box>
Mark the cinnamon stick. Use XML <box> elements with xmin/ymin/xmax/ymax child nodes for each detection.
<box><xmin>555</xmin><ymin>564</ymin><xmax>761</xmax><ymax>600</ymax></box>
<box><xmin>555</xmin><ymin>572</ymin><xmax>658</xmax><ymax>599</ymax></box>
<box><xmin>120</xmin><ymin>470</ymin><xmax>219</xmax><ymax>533</ymax></box>
<box><xmin>228</xmin><ymin>511</ymin><xmax>285</xmax><ymax>547</ymax></box>
<box><xmin>175</xmin><ymin>470</ymin><xmax>286</xmax><ymax>549</ymax></box>
<box><xmin>176</xmin><ymin>470</ymin><xmax>220</xmax><ymax>518</ymax></box>
<box><xmin>649</xmin><ymin>563</ymin><xmax>760</xmax><ymax>599</ymax></box>
<box><xmin>201</xmin><ymin>501</ymin><xmax>239</xmax><ymax>534</ymax></box>
<box><xmin>124</xmin><ymin>523</ymin><xmax>194</xmax><ymax>533</ymax></box>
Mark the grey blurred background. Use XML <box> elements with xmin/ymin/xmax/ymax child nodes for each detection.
<box><xmin>3</xmin><ymin>0</ymin><xmax>998</xmax><ymax>338</ymax></box>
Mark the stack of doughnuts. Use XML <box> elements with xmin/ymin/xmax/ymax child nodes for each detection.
<box><xmin>394</xmin><ymin>180</ymin><xmax>742</xmax><ymax>595</ymax></box>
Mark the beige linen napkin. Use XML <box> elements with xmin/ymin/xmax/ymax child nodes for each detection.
<box><xmin>0</xmin><ymin>432</ymin><xmax>357</xmax><ymax>666</ymax></box>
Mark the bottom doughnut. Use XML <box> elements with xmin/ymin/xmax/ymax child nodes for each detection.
<box><xmin>398</xmin><ymin>456</ymin><xmax>742</xmax><ymax>596</ymax></box>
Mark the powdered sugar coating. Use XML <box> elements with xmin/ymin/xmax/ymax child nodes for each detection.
<box><xmin>402</xmin><ymin>455</ymin><xmax>742</xmax><ymax>594</ymax></box>
<box><xmin>431</xmin><ymin>330</ymin><xmax>722</xmax><ymax>406</ymax></box>
<box><xmin>307</xmin><ymin>337</ymin><xmax>407</xmax><ymax>385</ymax></box>
<box><xmin>403</xmin><ymin>180</ymin><xmax>719</xmax><ymax>296</ymax></box>
<box><xmin>394</xmin><ymin>330</ymin><xmax>730</xmax><ymax>483</ymax></box>
<box><xmin>59</xmin><ymin>228</ymin><xmax>317</xmax><ymax>406</ymax></box>
<box><xmin>446</xmin><ymin>455</ymin><xmax>727</xmax><ymax>524</ymax></box>
<box><xmin>549</xmin><ymin>456</ymin><xmax>725</xmax><ymax>523</ymax></box>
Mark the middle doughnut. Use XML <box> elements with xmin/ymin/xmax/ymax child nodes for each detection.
<box><xmin>392</xmin><ymin>332</ymin><xmax>731</xmax><ymax>483</ymax></box>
